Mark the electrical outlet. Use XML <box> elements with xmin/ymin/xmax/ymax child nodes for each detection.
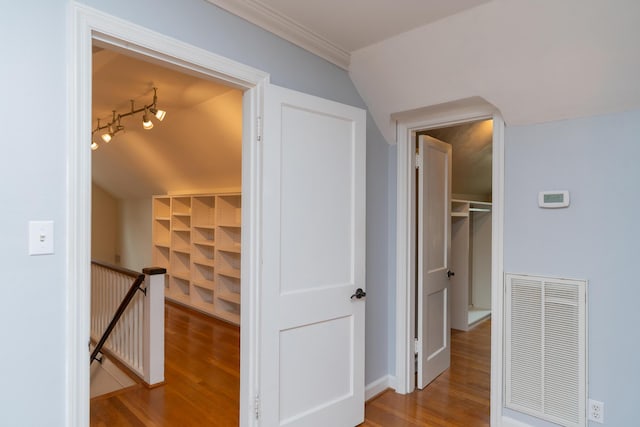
<box><xmin>588</xmin><ymin>399</ymin><xmax>604</xmax><ymax>423</ymax></box>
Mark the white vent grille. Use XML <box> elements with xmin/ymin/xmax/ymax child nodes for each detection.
<box><xmin>505</xmin><ymin>274</ymin><xmax>586</xmax><ymax>427</ymax></box>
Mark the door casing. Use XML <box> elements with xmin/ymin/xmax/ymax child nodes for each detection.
<box><xmin>393</xmin><ymin>103</ymin><xmax>505</xmax><ymax>426</ymax></box>
<box><xmin>68</xmin><ymin>4</ymin><xmax>268</xmax><ymax>426</ymax></box>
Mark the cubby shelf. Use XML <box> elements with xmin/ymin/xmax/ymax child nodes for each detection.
<box><xmin>218</xmin><ymin>268</ymin><xmax>241</xmax><ymax>279</ymax></box>
<box><xmin>152</xmin><ymin>193</ymin><xmax>242</xmax><ymax>325</ymax></box>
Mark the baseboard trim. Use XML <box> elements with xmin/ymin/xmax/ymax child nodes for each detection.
<box><xmin>502</xmin><ymin>416</ymin><xmax>533</xmax><ymax>427</ymax></box>
<box><xmin>365</xmin><ymin>375</ymin><xmax>396</xmax><ymax>401</ymax></box>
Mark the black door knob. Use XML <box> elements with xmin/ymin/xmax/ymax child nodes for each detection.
<box><xmin>447</xmin><ymin>270</ymin><xmax>455</xmax><ymax>278</ymax></box>
<box><xmin>350</xmin><ymin>288</ymin><xmax>366</xmax><ymax>300</ymax></box>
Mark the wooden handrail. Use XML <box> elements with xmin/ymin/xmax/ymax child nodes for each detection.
<box><xmin>90</xmin><ymin>271</ymin><xmax>146</xmax><ymax>364</ymax></box>
<box><xmin>91</xmin><ymin>259</ymin><xmax>141</xmax><ymax>279</ymax></box>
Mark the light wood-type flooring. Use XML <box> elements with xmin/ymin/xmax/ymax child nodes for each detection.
<box><xmin>91</xmin><ymin>302</ymin><xmax>490</xmax><ymax>426</ymax></box>
<box><xmin>362</xmin><ymin>320</ymin><xmax>491</xmax><ymax>426</ymax></box>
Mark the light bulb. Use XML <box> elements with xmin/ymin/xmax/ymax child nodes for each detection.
<box><xmin>143</xmin><ymin>108</ymin><xmax>154</xmax><ymax>130</ymax></box>
<box><xmin>142</xmin><ymin>115</ymin><xmax>154</xmax><ymax>130</ymax></box>
<box><xmin>91</xmin><ymin>141</ymin><xmax>99</xmax><ymax>151</ymax></box>
<box><xmin>151</xmin><ymin>108</ymin><xmax>166</xmax><ymax>121</ymax></box>
<box><xmin>101</xmin><ymin>133</ymin><xmax>112</xmax><ymax>143</ymax></box>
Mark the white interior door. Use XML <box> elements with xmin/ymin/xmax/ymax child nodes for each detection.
<box><xmin>417</xmin><ymin>135</ymin><xmax>452</xmax><ymax>389</ymax></box>
<box><xmin>260</xmin><ymin>84</ymin><xmax>366</xmax><ymax>426</ymax></box>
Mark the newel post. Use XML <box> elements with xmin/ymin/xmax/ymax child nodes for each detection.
<box><xmin>142</xmin><ymin>267</ymin><xmax>166</xmax><ymax>385</ymax></box>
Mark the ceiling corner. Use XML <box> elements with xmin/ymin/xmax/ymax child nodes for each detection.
<box><xmin>204</xmin><ymin>0</ymin><xmax>350</xmax><ymax>70</ymax></box>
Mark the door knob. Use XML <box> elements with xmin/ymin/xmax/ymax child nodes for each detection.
<box><xmin>447</xmin><ymin>270</ymin><xmax>455</xmax><ymax>278</ymax></box>
<box><xmin>350</xmin><ymin>288</ymin><xmax>366</xmax><ymax>300</ymax></box>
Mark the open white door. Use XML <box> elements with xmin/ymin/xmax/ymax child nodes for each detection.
<box><xmin>260</xmin><ymin>84</ymin><xmax>366</xmax><ymax>426</ymax></box>
<box><xmin>417</xmin><ymin>135</ymin><xmax>452</xmax><ymax>389</ymax></box>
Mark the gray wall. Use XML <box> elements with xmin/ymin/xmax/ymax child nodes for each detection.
<box><xmin>504</xmin><ymin>109</ymin><xmax>640</xmax><ymax>426</ymax></box>
<box><xmin>0</xmin><ymin>0</ymin><xmax>390</xmax><ymax>425</ymax></box>
<box><xmin>0</xmin><ymin>1</ymin><xmax>68</xmax><ymax>424</ymax></box>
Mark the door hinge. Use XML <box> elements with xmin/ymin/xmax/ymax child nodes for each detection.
<box><xmin>415</xmin><ymin>153</ymin><xmax>423</xmax><ymax>170</ymax></box>
<box><xmin>254</xmin><ymin>394</ymin><xmax>261</xmax><ymax>420</ymax></box>
<box><xmin>256</xmin><ymin>116</ymin><xmax>262</xmax><ymax>142</ymax></box>
<box><xmin>414</xmin><ymin>337</ymin><xmax>420</xmax><ymax>355</ymax></box>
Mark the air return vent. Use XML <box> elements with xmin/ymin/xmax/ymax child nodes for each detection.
<box><xmin>505</xmin><ymin>274</ymin><xmax>587</xmax><ymax>427</ymax></box>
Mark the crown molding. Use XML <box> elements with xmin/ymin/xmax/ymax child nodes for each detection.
<box><xmin>205</xmin><ymin>0</ymin><xmax>351</xmax><ymax>70</ymax></box>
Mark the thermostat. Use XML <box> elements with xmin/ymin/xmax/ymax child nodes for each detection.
<box><xmin>538</xmin><ymin>191</ymin><xmax>570</xmax><ymax>208</ymax></box>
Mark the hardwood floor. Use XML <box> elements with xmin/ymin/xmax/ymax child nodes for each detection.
<box><xmin>91</xmin><ymin>303</ymin><xmax>490</xmax><ymax>426</ymax></box>
<box><xmin>362</xmin><ymin>320</ymin><xmax>491</xmax><ymax>427</ymax></box>
<box><xmin>91</xmin><ymin>302</ymin><xmax>240</xmax><ymax>426</ymax></box>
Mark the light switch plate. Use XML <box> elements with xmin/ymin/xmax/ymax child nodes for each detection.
<box><xmin>29</xmin><ymin>221</ymin><xmax>54</xmax><ymax>255</ymax></box>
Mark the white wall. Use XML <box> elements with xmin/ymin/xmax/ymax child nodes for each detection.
<box><xmin>350</xmin><ymin>0</ymin><xmax>640</xmax><ymax>144</ymax></box>
<box><xmin>0</xmin><ymin>1</ymin><xmax>391</xmax><ymax>424</ymax></box>
<box><xmin>504</xmin><ymin>109</ymin><xmax>640</xmax><ymax>426</ymax></box>
<box><xmin>118</xmin><ymin>198</ymin><xmax>152</xmax><ymax>272</ymax></box>
<box><xmin>91</xmin><ymin>183</ymin><xmax>119</xmax><ymax>264</ymax></box>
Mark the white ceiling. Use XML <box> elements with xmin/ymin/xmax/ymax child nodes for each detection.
<box><xmin>206</xmin><ymin>0</ymin><xmax>492</xmax><ymax>68</ymax></box>
<box><xmin>92</xmin><ymin>48</ymin><xmax>243</xmax><ymax>199</ymax></box>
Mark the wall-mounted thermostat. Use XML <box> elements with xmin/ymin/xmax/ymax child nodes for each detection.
<box><xmin>538</xmin><ymin>191</ymin><xmax>570</xmax><ymax>208</ymax></box>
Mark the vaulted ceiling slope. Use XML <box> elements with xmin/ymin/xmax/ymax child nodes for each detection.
<box><xmin>349</xmin><ymin>0</ymin><xmax>640</xmax><ymax>143</ymax></box>
<box><xmin>92</xmin><ymin>48</ymin><xmax>243</xmax><ymax>200</ymax></box>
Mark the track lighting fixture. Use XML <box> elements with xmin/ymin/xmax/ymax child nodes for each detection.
<box><xmin>91</xmin><ymin>87</ymin><xmax>167</xmax><ymax>150</ymax></box>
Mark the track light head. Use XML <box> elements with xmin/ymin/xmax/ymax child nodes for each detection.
<box><xmin>91</xmin><ymin>141</ymin><xmax>99</xmax><ymax>151</ymax></box>
<box><xmin>150</xmin><ymin>107</ymin><xmax>166</xmax><ymax>121</ymax></box>
<box><xmin>143</xmin><ymin>109</ymin><xmax>154</xmax><ymax>130</ymax></box>
<box><xmin>101</xmin><ymin>132</ymin><xmax>112</xmax><ymax>143</ymax></box>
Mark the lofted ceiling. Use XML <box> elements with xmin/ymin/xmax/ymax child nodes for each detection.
<box><xmin>92</xmin><ymin>47</ymin><xmax>243</xmax><ymax>200</ymax></box>
<box><xmin>206</xmin><ymin>0</ymin><xmax>492</xmax><ymax>68</ymax></box>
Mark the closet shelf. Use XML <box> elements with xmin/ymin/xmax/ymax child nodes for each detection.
<box><xmin>193</xmin><ymin>240</ymin><xmax>215</xmax><ymax>247</ymax></box>
<box><xmin>218</xmin><ymin>268</ymin><xmax>241</xmax><ymax>279</ymax></box>
<box><xmin>193</xmin><ymin>224</ymin><xmax>216</xmax><ymax>230</ymax></box>
<box><xmin>192</xmin><ymin>258</ymin><xmax>215</xmax><ymax>267</ymax></box>
<box><xmin>192</xmin><ymin>279</ymin><xmax>215</xmax><ymax>290</ymax></box>
<box><xmin>172</xmin><ymin>272</ymin><xmax>191</xmax><ymax>282</ymax></box>
<box><xmin>218</xmin><ymin>223</ymin><xmax>241</xmax><ymax>228</ymax></box>
<box><xmin>218</xmin><ymin>292</ymin><xmax>241</xmax><ymax>305</ymax></box>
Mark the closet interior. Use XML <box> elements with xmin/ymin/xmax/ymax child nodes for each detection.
<box><xmin>450</xmin><ymin>199</ymin><xmax>492</xmax><ymax>330</ymax></box>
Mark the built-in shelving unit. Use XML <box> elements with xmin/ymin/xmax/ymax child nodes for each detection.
<box><xmin>152</xmin><ymin>193</ymin><xmax>241</xmax><ymax>325</ymax></box>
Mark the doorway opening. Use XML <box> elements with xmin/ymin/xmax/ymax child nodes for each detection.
<box><xmin>417</xmin><ymin>119</ymin><xmax>493</xmax><ymax>330</ymax></box>
<box><xmin>89</xmin><ymin>41</ymin><xmax>245</xmax><ymax>423</ymax></box>
<box><xmin>69</xmin><ymin>6</ymin><xmax>268</xmax><ymax>425</ymax></box>
<box><xmin>393</xmin><ymin>103</ymin><xmax>505</xmax><ymax>425</ymax></box>
<box><xmin>413</xmin><ymin>119</ymin><xmax>493</xmax><ymax>412</ymax></box>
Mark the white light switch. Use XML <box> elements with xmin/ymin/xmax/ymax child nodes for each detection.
<box><xmin>29</xmin><ymin>221</ymin><xmax>54</xmax><ymax>255</ymax></box>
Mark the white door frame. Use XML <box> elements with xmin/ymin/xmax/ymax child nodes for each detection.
<box><xmin>67</xmin><ymin>4</ymin><xmax>268</xmax><ymax>426</ymax></box>
<box><xmin>393</xmin><ymin>105</ymin><xmax>505</xmax><ymax>426</ymax></box>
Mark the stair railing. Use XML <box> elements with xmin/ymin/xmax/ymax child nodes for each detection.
<box><xmin>90</xmin><ymin>260</ymin><xmax>166</xmax><ymax>385</ymax></box>
<box><xmin>90</xmin><ymin>269</ymin><xmax>145</xmax><ymax>365</ymax></box>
